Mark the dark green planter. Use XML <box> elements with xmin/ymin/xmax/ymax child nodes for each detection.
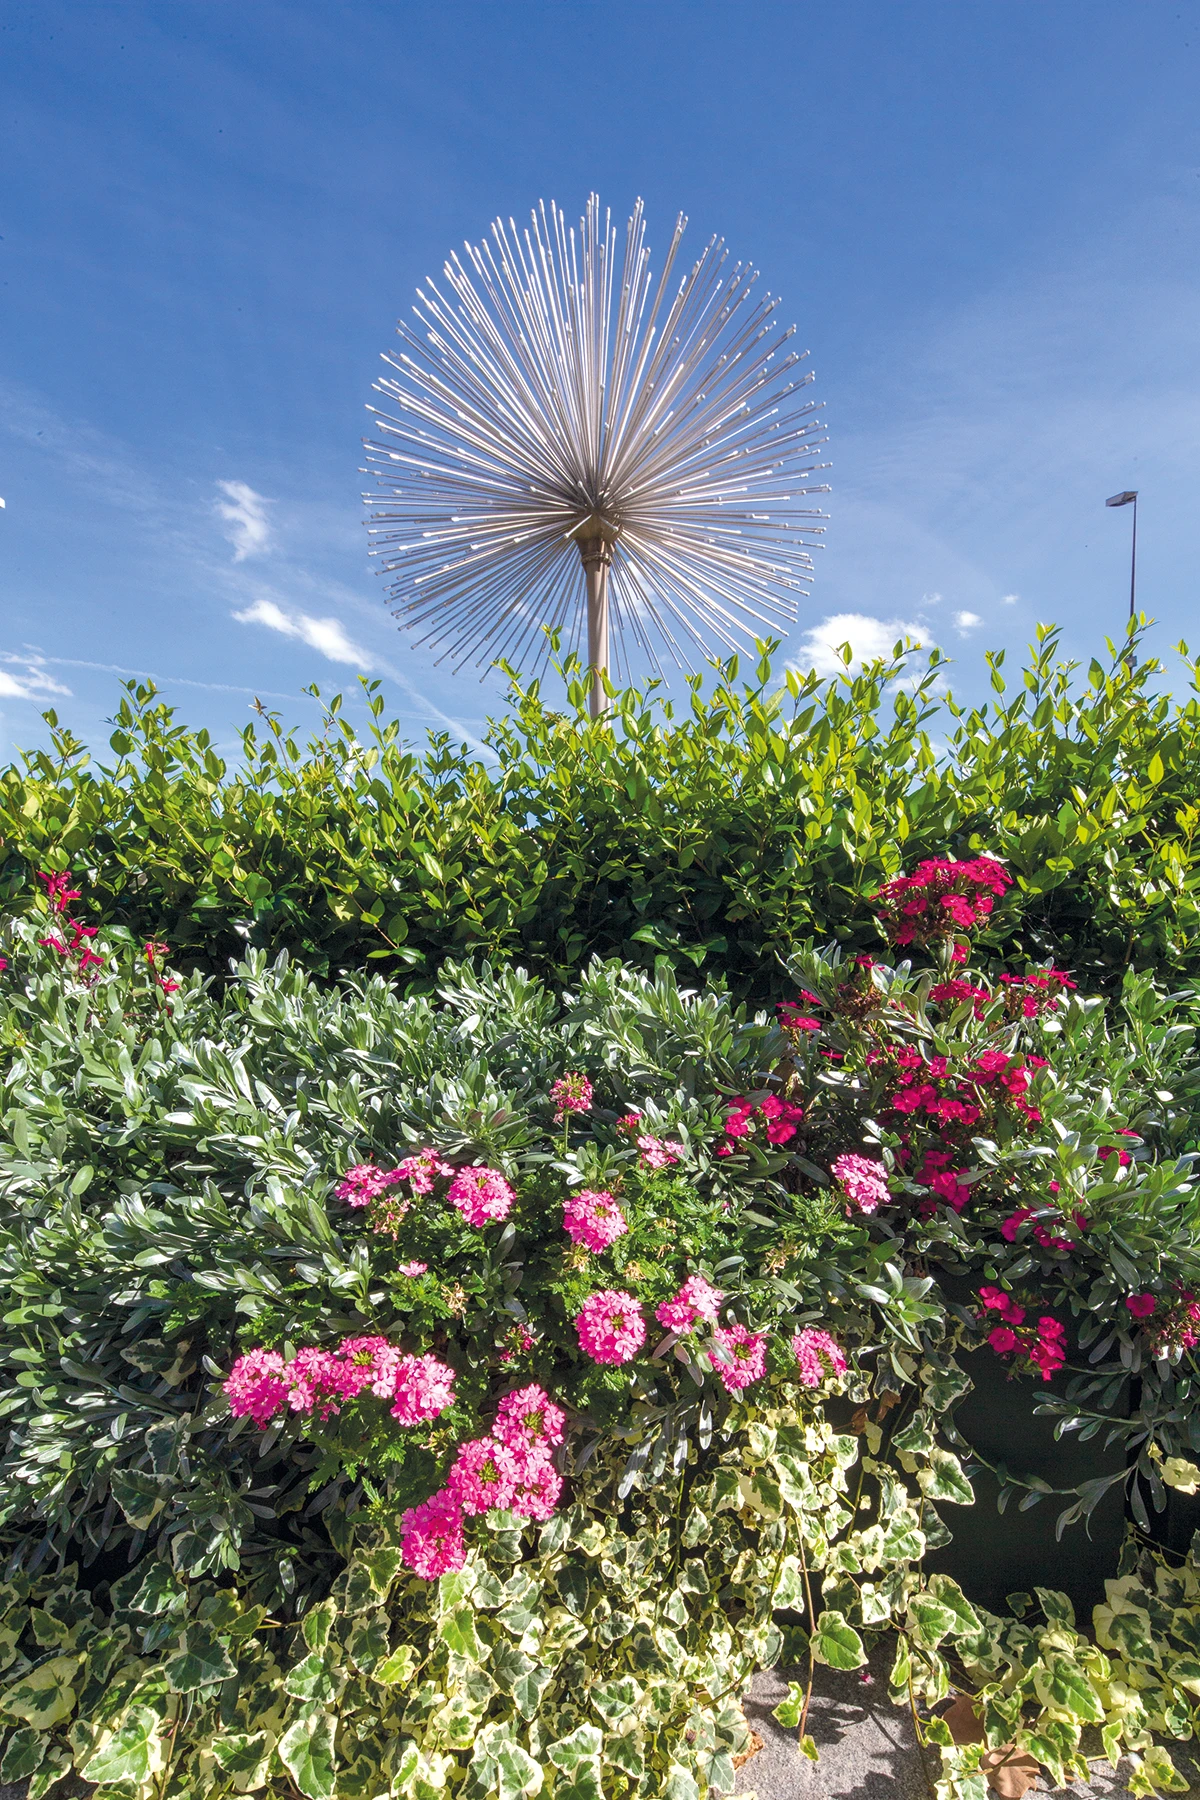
<box><xmin>925</xmin><ymin>1344</ymin><xmax>1128</xmax><ymax>1623</ymax></box>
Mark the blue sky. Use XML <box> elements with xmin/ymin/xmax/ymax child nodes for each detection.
<box><xmin>2</xmin><ymin>1</ymin><xmax>1198</xmax><ymax>759</ymax></box>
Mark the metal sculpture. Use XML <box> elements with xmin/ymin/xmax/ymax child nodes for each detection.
<box><xmin>363</xmin><ymin>195</ymin><xmax>829</xmax><ymax>716</ymax></box>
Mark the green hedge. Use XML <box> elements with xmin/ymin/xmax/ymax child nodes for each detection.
<box><xmin>2</xmin><ymin>626</ymin><xmax>1199</xmax><ymax>993</ymax></box>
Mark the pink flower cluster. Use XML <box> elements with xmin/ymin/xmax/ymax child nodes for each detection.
<box><xmin>224</xmin><ymin>1336</ymin><xmax>456</xmax><ymax>1427</ymax></box>
<box><xmin>575</xmin><ymin>1289</ymin><xmax>646</xmax><ymax>1364</ymax></box>
<box><xmin>792</xmin><ymin>1328</ymin><xmax>848</xmax><ymax>1387</ymax></box>
<box><xmin>710</xmin><ymin>1323</ymin><xmax>767</xmax><ymax>1392</ymax></box>
<box><xmin>655</xmin><ymin>1274</ymin><xmax>724</xmax><ymax>1334</ymax></box>
<box><xmin>873</xmin><ymin>857</ymin><xmax>1012</xmax><ymax>957</ymax></box>
<box><xmin>928</xmin><ymin>978</ymin><xmax>991</xmax><ymax>1017</ymax></box>
<box><xmin>1099</xmin><ymin>1130</ymin><xmax>1138</xmax><ymax>1170</ymax></box>
<box><xmin>551</xmin><ymin>1073</ymin><xmax>593</xmax><ymax>1121</ymax></box>
<box><xmin>447</xmin><ymin>1165</ymin><xmax>516</xmax><ymax>1226</ymax></box>
<box><xmin>400</xmin><ymin>1383</ymin><xmax>565</xmax><ymax>1578</ymax></box>
<box><xmin>915</xmin><ymin>1149</ymin><xmax>971</xmax><ymax>1214</ymax></box>
<box><xmin>36</xmin><ymin>871</ymin><xmax>105</xmax><ymax>977</ymax></box>
<box><xmin>563</xmin><ymin>1187</ymin><xmax>627</xmax><ymax>1253</ymax></box>
<box><xmin>717</xmin><ymin>1093</ymin><xmax>804</xmax><ymax>1157</ymax></box>
<box><xmin>617</xmin><ymin>1113</ymin><xmax>683</xmax><ymax>1170</ymax></box>
<box><xmin>879</xmin><ymin>1044</ymin><xmax>1043</xmax><ymax>1133</ymax></box>
<box><xmin>831</xmin><ymin>1153</ymin><xmax>890</xmax><ymax>1215</ymax></box>
<box><xmin>979</xmin><ymin>1287</ymin><xmax>1067</xmax><ymax>1380</ymax></box>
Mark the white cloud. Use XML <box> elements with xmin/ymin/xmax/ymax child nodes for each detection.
<box><xmin>0</xmin><ymin>654</ymin><xmax>72</xmax><ymax>699</ymax></box>
<box><xmin>216</xmin><ymin>480</ymin><xmax>273</xmax><ymax>562</ymax></box>
<box><xmin>1002</xmin><ymin>593</ymin><xmax>1020</xmax><ymax>605</ymax></box>
<box><xmin>921</xmin><ymin>591</ymin><xmax>943</xmax><ymax>606</ymax></box>
<box><xmin>233</xmin><ymin>597</ymin><xmax>374</xmax><ymax>669</ymax></box>
<box><xmin>953</xmin><ymin>610</ymin><xmax>983</xmax><ymax>635</ymax></box>
<box><xmin>790</xmin><ymin>612</ymin><xmax>937</xmax><ymax>678</ymax></box>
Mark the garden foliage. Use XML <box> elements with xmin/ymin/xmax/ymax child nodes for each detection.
<box><xmin>2</xmin><ymin>626</ymin><xmax>1200</xmax><ymax>994</ymax></box>
<box><xmin>4</xmin><ymin>862</ymin><xmax>1200</xmax><ymax>1797</ymax></box>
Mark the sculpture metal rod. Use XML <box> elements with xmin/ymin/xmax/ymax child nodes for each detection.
<box><xmin>580</xmin><ymin>539</ymin><xmax>611</xmax><ymax>719</ymax></box>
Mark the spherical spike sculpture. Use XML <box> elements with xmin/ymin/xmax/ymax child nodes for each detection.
<box><xmin>363</xmin><ymin>195</ymin><xmax>830</xmax><ymax>717</ymax></box>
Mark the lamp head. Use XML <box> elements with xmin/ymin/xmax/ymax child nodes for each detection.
<box><xmin>1106</xmin><ymin>491</ymin><xmax>1138</xmax><ymax>507</ymax></box>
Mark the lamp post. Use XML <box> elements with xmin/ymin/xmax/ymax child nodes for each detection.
<box><xmin>1105</xmin><ymin>490</ymin><xmax>1138</xmax><ymax>624</ymax></box>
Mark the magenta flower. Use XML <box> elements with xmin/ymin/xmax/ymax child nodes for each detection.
<box><xmin>400</xmin><ymin>1488</ymin><xmax>465</xmax><ymax>1579</ymax></box>
<box><xmin>224</xmin><ymin>1348</ymin><xmax>290</xmax><ymax>1427</ymax></box>
<box><xmin>1126</xmin><ymin>1293</ymin><xmax>1158</xmax><ymax>1319</ymax></box>
<box><xmin>395</xmin><ymin>1149</ymin><xmax>453</xmax><ymax>1194</ymax></box>
<box><xmin>792</xmin><ymin>1328</ymin><xmax>848</xmax><ymax>1388</ymax></box>
<box><xmin>335</xmin><ymin>1163</ymin><xmax>401</xmax><ymax>1208</ymax></box>
<box><xmin>510</xmin><ymin>1449</ymin><xmax>563</xmax><ymax>1521</ymax></box>
<box><xmin>390</xmin><ymin>1353</ymin><xmax>457</xmax><ymax>1426</ymax></box>
<box><xmin>655</xmin><ymin>1274</ymin><xmax>725</xmax><ymax>1335</ymax></box>
<box><xmin>494</xmin><ymin>1383</ymin><xmax>566</xmax><ymax>1453</ymax></box>
<box><xmin>446</xmin><ymin>1435</ymin><xmax>522</xmax><ymax>1515</ymax></box>
<box><xmin>709</xmin><ymin>1323</ymin><xmax>767</xmax><ymax>1393</ymax></box>
<box><xmin>551</xmin><ymin>1072</ymin><xmax>593</xmax><ymax>1121</ymax></box>
<box><xmin>831</xmin><ymin>1153</ymin><xmax>890</xmax><ymax>1215</ymax></box>
<box><xmin>562</xmin><ymin>1188</ymin><xmax>627</xmax><ymax>1253</ymax></box>
<box><xmin>446</xmin><ymin>1165</ymin><xmax>515</xmax><ymax>1227</ymax></box>
<box><xmin>575</xmin><ymin>1290</ymin><xmax>646</xmax><ymax>1365</ymax></box>
<box><xmin>637</xmin><ymin>1134</ymin><xmax>681</xmax><ymax>1170</ymax></box>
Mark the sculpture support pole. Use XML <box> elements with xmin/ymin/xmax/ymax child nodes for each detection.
<box><xmin>579</xmin><ymin>538</ymin><xmax>613</xmax><ymax>719</ymax></box>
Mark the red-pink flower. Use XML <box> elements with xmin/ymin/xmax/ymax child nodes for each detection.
<box><xmin>397</xmin><ymin>1260</ymin><xmax>428</xmax><ymax>1278</ymax></box>
<box><xmin>390</xmin><ymin>1353</ymin><xmax>457</xmax><ymax>1426</ymax></box>
<box><xmin>1126</xmin><ymin>1293</ymin><xmax>1157</xmax><ymax>1319</ymax></box>
<box><xmin>400</xmin><ymin>1488</ymin><xmax>465</xmax><ymax>1579</ymax></box>
<box><xmin>575</xmin><ymin>1290</ymin><xmax>646</xmax><ymax>1365</ymax></box>
<box><xmin>988</xmin><ymin>1325</ymin><xmax>1021</xmax><ymax>1355</ymax></box>
<box><xmin>710</xmin><ymin>1323</ymin><xmax>767</xmax><ymax>1392</ymax></box>
<box><xmin>562</xmin><ymin>1188</ymin><xmax>627</xmax><ymax>1253</ymax></box>
<box><xmin>446</xmin><ymin>1435</ymin><xmax>522</xmax><ymax>1515</ymax></box>
<box><xmin>395</xmin><ymin>1149</ymin><xmax>453</xmax><ymax>1195</ymax></box>
<box><xmin>656</xmin><ymin>1274</ymin><xmax>725</xmax><ymax>1335</ymax></box>
<box><xmin>446</xmin><ymin>1165</ymin><xmax>515</xmax><ymax>1227</ymax></box>
<box><xmin>551</xmin><ymin>1073</ymin><xmax>593</xmax><ymax>1121</ymax></box>
<box><xmin>335</xmin><ymin>1163</ymin><xmax>402</xmax><ymax>1207</ymax></box>
<box><xmin>637</xmin><ymin>1134</ymin><xmax>681</xmax><ymax>1170</ymax></box>
<box><xmin>792</xmin><ymin>1328</ymin><xmax>847</xmax><ymax>1388</ymax></box>
<box><xmin>509</xmin><ymin>1450</ymin><xmax>563</xmax><ymax>1521</ymax></box>
<box><xmin>494</xmin><ymin>1383</ymin><xmax>566</xmax><ymax>1454</ymax></box>
<box><xmin>224</xmin><ymin>1348</ymin><xmax>290</xmax><ymax>1427</ymax></box>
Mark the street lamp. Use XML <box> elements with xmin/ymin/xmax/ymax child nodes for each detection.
<box><xmin>1105</xmin><ymin>490</ymin><xmax>1138</xmax><ymax>623</ymax></box>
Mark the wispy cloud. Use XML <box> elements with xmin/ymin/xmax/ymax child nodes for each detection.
<box><xmin>953</xmin><ymin>610</ymin><xmax>983</xmax><ymax>635</ymax></box>
<box><xmin>233</xmin><ymin>596</ymin><xmax>374</xmax><ymax>668</ymax></box>
<box><xmin>216</xmin><ymin>480</ymin><xmax>273</xmax><ymax>562</ymax></box>
<box><xmin>1002</xmin><ymin>594</ymin><xmax>1020</xmax><ymax>605</ymax></box>
<box><xmin>0</xmin><ymin>654</ymin><xmax>72</xmax><ymax>700</ymax></box>
<box><xmin>791</xmin><ymin>612</ymin><xmax>937</xmax><ymax>678</ymax></box>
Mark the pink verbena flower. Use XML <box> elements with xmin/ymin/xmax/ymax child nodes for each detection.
<box><xmin>1126</xmin><ymin>1292</ymin><xmax>1157</xmax><ymax>1319</ymax></box>
<box><xmin>335</xmin><ymin>1163</ymin><xmax>401</xmax><ymax>1207</ymax></box>
<box><xmin>284</xmin><ymin>1346</ymin><xmax>359</xmax><ymax>1419</ymax></box>
<box><xmin>655</xmin><ymin>1274</ymin><xmax>725</xmax><ymax>1335</ymax></box>
<box><xmin>792</xmin><ymin>1328</ymin><xmax>848</xmax><ymax>1388</ymax></box>
<box><xmin>509</xmin><ymin>1448</ymin><xmax>563</xmax><ymax>1521</ymax></box>
<box><xmin>710</xmin><ymin>1323</ymin><xmax>767</xmax><ymax>1392</ymax></box>
<box><xmin>395</xmin><ymin>1149</ymin><xmax>453</xmax><ymax>1194</ymax></box>
<box><xmin>224</xmin><ymin>1348</ymin><xmax>290</xmax><ymax>1427</ymax></box>
<box><xmin>562</xmin><ymin>1188</ymin><xmax>627</xmax><ymax>1253</ymax></box>
<box><xmin>400</xmin><ymin>1488</ymin><xmax>465</xmax><ymax>1579</ymax></box>
<box><xmin>551</xmin><ymin>1073</ymin><xmax>593</xmax><ymax>1121</ymax></box>
<box><xmin>397</xmin><ymin>1260</ymin><xmax>428</xmax><ymax>1278</ymax></box>
<box><xmin>390</xmin><ymin>1353</ymin><xmax>457</xmax><ymax>1426</ymax></box>
<box><xmin>446</xmin><ymin>1165</ymin><xmax>515</xmax><ymax>1227</ymax></box>
<box><xmin>494</xmin><ymin>1383</ymin><xmax>566</xmax><ymax>1453</ymax></box>
<box><xmin>447</xmin><ymin>1434</ymin><xmax>522</xmax><ymax>1515</ymax></box>
<box><xmin>575</xmin><ymin>1290</ymin><xmax>646</xmax><ymax>1365</ymax></box>
<box><xmin>335</xmin><ymin>1335</ymin><xmax>404</xmax><ymax>1400</ymax></box>
<box><xmin>637</xmin><ymin>1134</ymin><xmax>681</xmax><ymax>1170</ymax></box>
<box><xmin>831</xmin><ymin>1153</ymin><xmax>890</xmax><ymax>1215</ymax></box>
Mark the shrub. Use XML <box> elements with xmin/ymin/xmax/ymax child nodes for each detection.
<box><xmin>3</xmin><ymin>868</ymin><xmax>1200</xmax><ymax>1796</ymax></box>
<box><xmin>2</xmin><ymin>627</ymin><xmax>1200</xmax><ymax>994</ymax></box>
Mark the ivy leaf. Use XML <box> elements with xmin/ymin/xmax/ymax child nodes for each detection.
<box><xmin>927</xmin><ymin>1574</ymin><xmax>981</xmax><ymax>1636</ymax></box>
<box><xmin>109</xmin><ymin>1467</ymin><xmax>173</xmax><ymax>1529</ymax></box>
<box><xmin>284</xmin><ymin>1650</ymin><xmax>343</xmax><ymax>1704</ymax></box>
<box><xmin>374</xmin><ymin>1643</ymin><xmax>418</xmax><ymax>1686</ymax></box>
<box><xmin>164</xmin><ymin>1622</ymin><xmax>237</xmax><ymax>1692</ymax></box>
<box><xmin>773</xmin><ymin>1681</ymin><xmax>806</xmax><ymax>1729</ymax></box>
<box><xmin>302</xmin><ymin>1598</ymin><xmax>337</xmax><ymax>1652</ymax></box>
<box><xmin>1129</xmin><ymin>1747</ymin><xmax>1190</xmax><ymax>1795</ymax></box>
<box><xmin>908</xmin><ymin>1594</ymin><xmax>961</xmax><ymax>1648</ymax></box>
<box><xmin>548</xmin><ymin>1725</ymin><xmax>604</xmax><ymax>1770</ymax></box>
<box><xmin>279</xmin><ymin>1707</ymin><xmax>337</xmax><ymax>1800</ymax></box>
<box><xmin>1034</xmin><ymin>1656</ymin><xmax>1105</xmax><ymax>1725</ymax></box>
<box><xmin>662</xmin><ymin>1763</ymin><xmax>700</xmax><ymax>1800</ymax></box>
<box><xmin>0</xmin><ymin>1654</ymin><xmax>82</xmax><ymax>1729</ymax></box>
<box><xmin>813</xmin><ymin>1610</ymin><xmax>866</xmax><ymax>1670</ymax></box>
<box><xmin>916</xmin><ymin>1448</ymin><xmax>974</xmax><ymax>1505</ymax></box>
<box><xmin>590</xmin><ymin>1676</ymin><xmax>643</xmax><ymax>1723</ymax></box>
<box><xmin>346</xmin><ymin>1610</ymin><xmax>391</xmax><ymax>1676</ymax></box>
<box><xmin>438</xmin><ymin>1605</ymin><xmax>484</xmax><ymax>1663</ymax></box>
<box><xmin>0</xmin><ymin>1725</ymin><xmax>46</xmax><ymax>1783</ymax></box>
<box><xmin>211</xmin><ymin>1730</ymin><xmax>271</xmax><ymax>1781</ymax></box>
<box><xmin>79</xmin><ymin>1705</ymin><xmax>161</xmax><ymax>1787</ymax></box>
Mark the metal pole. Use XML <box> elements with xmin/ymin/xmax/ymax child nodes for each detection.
<box><xmin>579</xmin><ymin>536</ymin><xmax>613</xmax><ymax>718</ymax></box>
<box><xmin>1129</xmin><ymin>494</ymin><xmax>1138</xmax><ymax>624</ymax></box>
